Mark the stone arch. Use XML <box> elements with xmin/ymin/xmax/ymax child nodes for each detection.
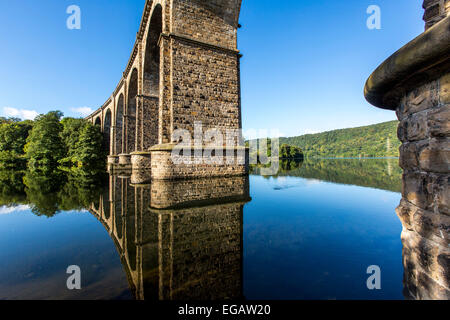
<box><xmin>94</xmin><ymin>117</ymin><xmax>101</xmax><ymax>127</ymax></box>
<box><xmin>104</xmin><ymin>109</ymin><xmax>112</xmax><ymax>154</ymax></box>
<box><xmin>137</xmin><ymin>4</ymin><xmax>163</xmax><ymax>150</ymax></box>
<box><xmin>143</xmin><ymin>4</ymin><xmax>162</xmax><ymax>97</ymax></box>
<box><xmin>127</xmin><ymin>68</ymin><xmax>138</xmax><ymax>153</ymax></box>
<box><xmin>116</xmin><ymin>94</ymin><xmax>125</xmax><ymax>155</ymax></box>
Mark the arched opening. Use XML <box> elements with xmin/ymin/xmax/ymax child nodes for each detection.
<box><xmin>143</xmin><ymin>5</ymin><xmax>162</xmax><ymax>96</ymax></box>
<box><xmin>116</xmin><ymin>94</ymin><xmax>124</xmax><ymax>155</ymax></box>
<box><xmin>104</xmin><ymin>109</ymin><xmax>112</xmax><ymax>154</ymax></box>
<box><xmin>141</xmin><ymin>5</ymin><xmax>163</xmax><ymax>149</ymax></box>
<box><xmin>127</xmin><ymin>68</ymin><xmax>138</xmax><ymax>153</ymax></box>
<box><xmin>94</xmin><ymin>117</ymin><xmax>101</xmax><ymax>127</ymax></box>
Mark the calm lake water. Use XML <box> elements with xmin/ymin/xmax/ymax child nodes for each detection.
<box><xmin>0</xmin><ymin>159</ymin><xmax>405</xmax><ymax>300</ymax></box>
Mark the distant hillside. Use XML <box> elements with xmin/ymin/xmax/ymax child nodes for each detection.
<box><xmin>279</xmin><ymin>121</ymin><xmax>400</xmax><ymax>158</ymax></box>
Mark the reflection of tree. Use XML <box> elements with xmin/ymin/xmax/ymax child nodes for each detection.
<box><xmin>0</xmin><ymin>170</ymin><xmax>27</xmax><ymax>207</ymax></box>
<box><xmin>280</xmin><ymin>159</ymin><xmax>303</xmax><ymax>171</ymax></box>
<box><xmin>0</xmin><ymin>168</ymin><xmax>106</xmax><ymax>218</ymax></box>
<box><xmin>59</xmin><ymin>169</ymin><xmax>107</xmax><ymax>211</ymax></box>
<box><xmin>251</xmin><ymin>158</ymin><xmax>402</xmax><ymax>193</ymax></box>
<box><xmin>24</xmin><ymin>170</ymin><xmax>66</xmax><ymax>217</ymax></box>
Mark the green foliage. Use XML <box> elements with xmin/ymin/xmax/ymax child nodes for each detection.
<box><xmin>280</xmin><ymin>144</ymin><xmax>304</xmax><ymax>159</ymax></box>
<box><xmin>59</xmin><ymin>117</ymin><xmax>105</xmax><ymax>169</ymax></box>
<box><xmin>250</xmin><ymin>158</ymin><xmax>402</xmax><ymax>193</ymax></box>
<box><xmin>72</xmin><ymin>122</ymin><xmax>106</xmax><ymax>170</ymax></box>
<box><xmin>0</xmin><ymin>169</ymin><xmax>27</xmax><ymax>206</ymax></box>
<box><xmin>0</xmin><ymin>117</ymin><xmax>22</xmax><ymax>124</ymax></box>
<box><xmin>60</xmin><ymin>117</ymin><xmax>87</xmax><ymax>165</ymax></box>
<box><xmin>0</xmin><ymin>168</ymin><xmax>106</xmax><ymax>217</ymax></box>
<box><xmin>24</xmin><ymin>111</ymin><xmax>65</xmax><ymax>171</ymax></box>
<box><xmin>58</xmin><ymin>169</ymin><xmax>107</xmax><ymax>211</ymax></box>
<box><xmin>23</xmin><ymin>169</ymin><xmax>66</xmax><ymax>217</ymax></box>
<box><xmin>0</xmin><ymin>120</ymin><xmax>33</xmax><ymax>169</ymax></box>
<box><xmin>278</xmin><ymin>121</ymin><xmax>401</xmax><ymax>158</ymax></box>
<box><xmin>0</xmin><ymin>111</ymin><xmax>107</xmax><ymax>171</ymax></box>
<box><xmin>0</xmin><ymin>112</ymin><xmax>108</xmax><ymax>217</ymax></box>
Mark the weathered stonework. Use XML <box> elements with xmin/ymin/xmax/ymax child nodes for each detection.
<box><xmin>150</xmin><ymin>144</ymin><xmax>248</xmax><ymax>180</ymax></box>
<box><xmin>150</xmin><ymin>175</ymin><xmax>250</xmax><ymax>209</ymax></box>
<box><xmin>423</xmin><ymin>0</ymin><xmax>450</xmax><ymax>30</ymax></box>
<box><xmin>365</xmin><ymin>3</ymin><xmax>450</xmax><ymax>299</ymax></box>
<box><xmin>86</xmin><ymin>0</ymin><xmax>246</xmax><ymax>180</ymax></box>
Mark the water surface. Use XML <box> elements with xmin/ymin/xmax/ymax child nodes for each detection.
<box><xmin>0</xmin><ymin>159</ymin><xmax>405</xmax><ymax>300</ymax></box>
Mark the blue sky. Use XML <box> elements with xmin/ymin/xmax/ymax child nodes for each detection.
<box><xmin>0</xmin><ymin>0</ymin><xmax>423</xmax><ymax>137</ymax></box>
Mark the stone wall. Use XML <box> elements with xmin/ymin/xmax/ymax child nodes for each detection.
<box><xmin>139</xmin><ymin>96</ymin><xmax>159</xmax><ymax>150</ymax></box>
<box><xmin>150</xmin><ymin>146</ymin><xmax>248</xmax><ymax>180</ymax></box>
<box><xmin>423</xmin><ymin>0</ymin><xmax>450</xmax><ymax>29</ymax></box>
<box><xmin>171</xmin><ymin>39</ymin><xmax>241</xmax><ymax>136</ymax></box>
<box><xmin>172</xmin><ymin>0</ymin><xmax>240</xmax><ymax>50</ymax></box>
<box><xmin>396</xmin><ymin>77</ymin><xmax>450</xmax><ymax>299</ymax></box>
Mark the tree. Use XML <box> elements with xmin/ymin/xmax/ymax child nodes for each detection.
<box><xmin>0</xmin><ymin>120</ymin><xmax>33</xmax><ymax>169</ymax></box>
<box><xmin>280</xmin><ymin>144</ymin><xmax>304</xmax><ymax>160</ymax></box>
<box><xmin>24</xmin><ymin>111</ymin><xmax>65</xmax><ymax>171</ymax></box>
<box><xmin>59</xmin><ymin>117</ymin><xmax>87</xmax><ymax>167</ymax></box>
<box><xmin>0</xmin><ymin>117</ymin><xmax>21</xmax><ymax>125</ymax></box>
<box><xmin>72</xmin><ymin>122</ymin><xmax>106</xmax><ymax>170</ymax></box>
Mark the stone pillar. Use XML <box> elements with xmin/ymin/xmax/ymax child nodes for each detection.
<box><xmin>110</xmin><ymin>125</ymin><xmax>116</xmax><ymax>155</ymax></box>
<box><xmin>365</xmin><ymin>3</ymin><xmax>450</xmax><ymax>299</ymax></box>
<box><xmin>135</xmin><ymin>98</ymin><xmax>143</xmax><ymax>152</ymax></box>
<box><xmin>158</xmin><ymin>36</ymin><xmax>172</xmax><ymax>145</ymax></box>
<box><xmin>108</xmin><ymin>126</ymin><xmax>119</xmax><ymax>167</ymax></box>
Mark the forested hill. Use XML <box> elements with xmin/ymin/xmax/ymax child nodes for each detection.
<box><xmin>279</xmin><ymin>121</ymin><xmax>400</xmax><ymax>158</ymax></box>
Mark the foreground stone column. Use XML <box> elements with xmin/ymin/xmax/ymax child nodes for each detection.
<box><xmin>365</xmin><ymin>3</ymin><xmax>450</xmax><ymax>299</ymax></box>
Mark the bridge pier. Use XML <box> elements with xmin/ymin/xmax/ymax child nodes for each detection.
<box><xmin>88</xmin><ymin>0</ymin><xmax>246</xmax><ymax>180</ymax></box>
<box><xmin>130</xmin><ymin>151</ymin><xmax>152</xmax><ymax>184</ymax></box>
<box><xmin>118</xmin><ymin>154</ymin><xmax>132</xmax><ymax>168</ymax></box>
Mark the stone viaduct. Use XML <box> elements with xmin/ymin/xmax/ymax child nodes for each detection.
<box><xmin>365</xmin><ymin>0</ymin><xmax>450</xmax><ymax>299</ymax></box>
<box><xmin>88</xmin><ymin>173</ymin><xmax>250</xmax><ymax>300</ymax></box>
<box><xmin>86</xmin><ymin>0</ymin><xmax>247</xmax><ymax>182</ymax></box>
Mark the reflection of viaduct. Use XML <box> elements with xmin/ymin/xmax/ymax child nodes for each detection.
<box><xmin>86</xmin><ymin>0</ymin><xmax>247</xmax><ymax>181</ymax></box>
<box><xmin>88</xmin><ymin>174</ymin><xmax>250</xmax><ymax>300</ymax></box>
